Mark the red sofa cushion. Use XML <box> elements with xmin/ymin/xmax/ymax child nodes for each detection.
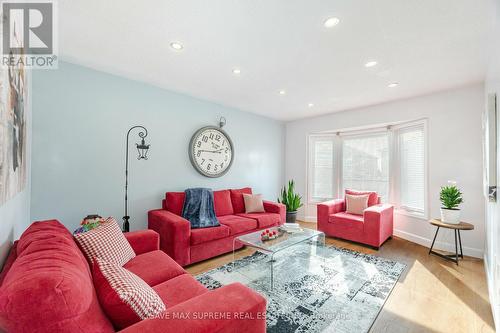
<box><xmin>190</xmin><ymin>225</ymin><xmax>231</xmax><ymax>245</ymax></box>
<box><xmin>153</xmin><ymin>274</ymin><xmax>208</xmax><ymax>307</ymax></box>
<box><xmin>329</xmin><ymin>212</ymin><xmax>364</xmax><ymax>223</ymax></box>
<box><xmin>213</xmin><ymin>189</ymin><xmax>234</xmax><ymax>216</ymax></box>
<box><xmin>218</xmin><ymin>215</ymin><xmax>258</xmax><ymax>234</ymax></box>
<box><xmin>123</xmin><ymin>250</ymin><xmax>186</xmax><ymax>287</ymax></box>
<box><xmin>345</xmin><ymin>189</ymin><xmax>378</xmax><ymax>207</ymax></box>
<box><xmin>165</xmin><ymin>192</ymin><xmax>186</xmax><ymax>216</ymax></box>
<box><xmin>238</xmin><ymin>213</ymin><xmax>281</xmax><ymax>228</ymax></box>
<box><xmin>0</xmin><ymin>220</ymin><xmax>114</xmax><ymax>333</ymax></box>
<box><xmin>230</xmin><ymin>188</ymin><xmax>253</xmax><ymax>214</ymax></box>
<box><xmin>74</xmin><ymin>217</ymin><xmax>136</xmax><ymax>266</ymax></box>
<box><xmin>329</xmin><ymin>212</ymin><xmax>364</xmax><ymax>233</ymax></box>
<box><xmin>92</xmin><ymin>258</ymin><xmax>166</xmax><ymax>330</ymax></box>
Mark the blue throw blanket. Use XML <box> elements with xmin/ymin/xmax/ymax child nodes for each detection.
<box><xmin>182</xmin><ymin>188</ymin><xmax>220</xmax><ymax>229</ymax></box>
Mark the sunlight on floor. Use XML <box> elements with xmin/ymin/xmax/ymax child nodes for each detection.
<box><xmin>186</xmin><ymin>227</ymin><xmax>496</xmax><ymax>333</ymax></box>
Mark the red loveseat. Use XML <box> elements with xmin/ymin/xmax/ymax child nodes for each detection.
<box><xmin>0</xmin><ymin>220</ymin><xmax>266</xmax><ymax>333</ymax></box>
<box><xmin>148</xmin><ymin>187</ymin><xmax>286</xmax><ymax>266</ymax></box>
<box><xmin>317</xmin><ymin>190</ymin><xmax>394</xmax><ymax>249</ymax></box>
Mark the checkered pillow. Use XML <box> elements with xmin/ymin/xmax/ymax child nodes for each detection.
<box><xmin>74</xmin><ymin>217</ymin><xmax>135</xmax><ymax>266</ymax></box>
<box><xmin>92</xmin><ymin>257</ymin><xmax>166</xmax><ymax>329</ymax></box>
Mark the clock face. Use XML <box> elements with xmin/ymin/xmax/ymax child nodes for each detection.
<box><xmin>189</xmin><ymin>126</ymin><xmax>234</xmax><ymax>177</ymax></box>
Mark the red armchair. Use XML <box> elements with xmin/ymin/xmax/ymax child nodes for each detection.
<box><xmin>317</xmin><ymin>191</ymin><xmax>394</xmax><ymax>249</ymax></box>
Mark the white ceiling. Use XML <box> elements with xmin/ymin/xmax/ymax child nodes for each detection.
<box><xmin>59</xmin><ymin>0</ymin><xmax>493</xmax><ymax>121</ymax></box>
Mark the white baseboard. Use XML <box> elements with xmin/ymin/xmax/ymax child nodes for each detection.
<box><xmin>298</xmin><ymin>218</ymin><xmax>483</xmax><ymax>258</ymax></box>
<box><xmin>394</xmin><ymin>228</ymin><xmax>483</xmax><ymax>258</ymax></box>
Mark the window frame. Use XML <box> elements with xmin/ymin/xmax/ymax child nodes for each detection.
<box><xmin>307</xmin><ymin>134</ymin><xmax>337</xmax><ymax>203</ymax></box>
<box><xmin>307</xmin><ymin>119</ymin><xmax>429</xmax><ymax>219</ymax></box>
<box><xmin>391</xmin><ymin>120</ymin><xmax>429</xmax><ymax>219</ymax></box>
<box><xmin>339</xmin><ymin>130</ymin><xmax>391</xmax><ymax>203</ymax></box>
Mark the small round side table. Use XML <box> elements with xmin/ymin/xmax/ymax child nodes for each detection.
<box><xmin>428</xmin><ymin>219</ymin><xmax>474</xmax><ymax>265</ymax></box>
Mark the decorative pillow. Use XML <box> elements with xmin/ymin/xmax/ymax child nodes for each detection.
<box><xmin>345</xmin><ymin>194</ymin><xmax>369</xmax><ymax>215</ymax></box>
<box><xmin>92</xmin><ymin>257</ymin><xmax>166</xmax><ymax>329</ymax></box>
<box><xmin>213</xmin><ymin>189</ymin><xmax>234</xmax><ymax>216</ymax></box>
<box><xmin>345</xmin><ymin>189</ymin><xmax>379</xmax><ymax>207</ymax></box>
<box><xmin>74</xmin><ymin>217</ymin><xmax>135</xmax><ymax>266</ymax></box>
<box><xmin>230</xmin><ymin>187</ymin><xmax>253</xmax><ymax>214</ymax></box>
<box><xmin>165</xmin><ymin>192</ymin><xmax>186</xmax><ymax>216</ymax></box>
<box><xmin>243</xmin><ymin>193</ymin><xmax>265</xmax><ymax>213</ymax></box>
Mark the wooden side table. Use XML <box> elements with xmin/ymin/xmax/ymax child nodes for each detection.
<box><xmin>428</xmin><ymin>219</ymin><xmax>474</xmax><ymax>265</ymax></box>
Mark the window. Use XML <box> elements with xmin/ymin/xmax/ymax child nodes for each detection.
<box><xmin>307</xmin><ymin>120</ymin><xmax>427</xmax><ymax>217</ymax></box>
<box><xmin>342</xmin><ymin>134</ymin><xmax>389</xmax><ymax>201</ymax></box>
<box><xmin>309</xmin><ymin>136</ymin><xmax>335</xmax><ymax>201</ymax></box>
<box><xmin>397</xmin><ymin>125</ymin><xmax>425</xmax><ymax>213</ymax></box>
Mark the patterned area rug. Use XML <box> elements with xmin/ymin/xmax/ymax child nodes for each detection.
<box><xmin>196</xmin><ymin>242</ymin><xmax>406</xmax><ymax>333</ymax></box>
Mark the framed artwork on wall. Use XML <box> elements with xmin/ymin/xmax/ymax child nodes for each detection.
<box><xmin>0</xmin><ymin>23</ymin><xmax>28</xmax><ymax>206</ymax></box>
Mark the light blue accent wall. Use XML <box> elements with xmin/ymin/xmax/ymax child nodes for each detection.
<box><xmin>31</xmin><ymin>62</ymin><xmax>285</xmax><ymax>232</ymax></box>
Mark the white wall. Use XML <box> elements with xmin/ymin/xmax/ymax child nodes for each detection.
<box><xmin>0</xmin><ymin>73</ymin><xmax>32</xmax><ymax>269</ymax></box>
<box><xmin>286</xmin><ymin>84</ymin><xmax>485</xmax><ymax>258</ymax></box>
<box><xmin>484</xmin><ymin>0</ymin><xmax>500</xmax><ymax>328</ymax></box>
<box><xmin>31</xmin><ymin>62</ymin><xmax>285</xmax><ymax>233</ymax></box>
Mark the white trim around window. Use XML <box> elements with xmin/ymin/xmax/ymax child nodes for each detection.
<box><xmin>306</xmin><ymin>119</ymin><xmax>429</xmax><ymax>219</ymax></box>
<box><xmin>391</xmin><ymin>119</ymin><xmax>429</xmax><ymax>219</ymax></box>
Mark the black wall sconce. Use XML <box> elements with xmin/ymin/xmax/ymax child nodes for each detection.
<box><xmin>123</xmin><ymin>125</ymin><xmax>150</xmax><ymax>232</ymax></box>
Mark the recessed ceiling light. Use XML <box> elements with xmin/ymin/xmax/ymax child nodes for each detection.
<box><xmin>170</xmin><ymin>42</ymin><xmax>183</xmax><ymax>51</ymax></box>
<box><xmin>232</xmin><ymin>68</ymin><xmax>241</xmax><ymax>75</ymax></box>
<box><xmin>308</xmin><ymin>103</ymin><xmax>314</xmax><ymax>108</ymax></box>
<box><xmin>388</xmin><ymin>82</ymin><xmax>399</xmax><ymax>88</ymax></box>
<box><xmin>279</xmin><ymin>90</ymin><xmax>286</xmax><ymax>95</ymax></box>
<box><xmin>324</xmin><ymin>17</ymin><xmax>340</xmax><ymax>28</ymax></box>
<box><xmin>365</xmin><ymin>61</ymin><xmax>378</xmax><ymax>68</ymax></box>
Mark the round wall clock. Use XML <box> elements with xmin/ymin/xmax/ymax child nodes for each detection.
<box><xmin>189</xmin><ymin>126</ymin><xmax>234</xmax><ymax>178</ymax></box>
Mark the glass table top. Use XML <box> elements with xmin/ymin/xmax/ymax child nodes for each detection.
<box><xmin>235</xmin><ymin>226</ymin><xmax>324</xmax><ymax>254</ymax></box>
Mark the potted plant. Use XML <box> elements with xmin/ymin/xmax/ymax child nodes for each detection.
<box><xmin>439</xmin><ymin>185</ymin><xmax>464</xmax><ymax>224</ymax></box>
<box><xmin>278</xmin><ymin>180</ymin><xmax>303</xmax><ymax>224</ymax></box>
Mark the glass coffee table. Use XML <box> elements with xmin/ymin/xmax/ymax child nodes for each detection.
<box><xmin>232</xmin><ymin>227</ymin><xmax>325</xmax><ymax>290</ymax></box>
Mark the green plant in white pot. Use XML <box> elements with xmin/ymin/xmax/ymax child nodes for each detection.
<box><xmin>439</xmin><ymin>185</ymin><xmax>463</xmax><ymax>224</ymax></box>
<box><xmin>278</xmin><ymin>180</ymin><xmax>303</xmax><ymax>224</ymax></box>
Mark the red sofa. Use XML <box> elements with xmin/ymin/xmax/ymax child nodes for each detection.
<box><xmin>148</xmin><ymin>187</ymin><xmax>286</xmax><ymax>266</ymax></box>
<box><xmin>317</xmin><ymin>190</ymin><xmax>394</xmax><ymax>249</ymax></box>
<box><xmin>0</xmin><ymin>220</ymin><xmax>267</xmax><ymax>333</ymax></box>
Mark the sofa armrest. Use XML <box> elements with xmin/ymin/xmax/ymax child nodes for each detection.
<box><xmin>118</xmin><ymin>283</ymin><xmax>267</xmax><ymax>333</ymax></box>
<box><xmin>317</xmin><ymin>199</ymin><xmax>345</xmax><ymax>215</ymax></box>
<box><xmin>124</xmin><ymin>230</ymin><xmax>159</xmax><ymax>255</ymax></box>
<box><xmin>263</xmin><ymin>200</ymin><xmax>286</xmax><ymax>224</ymax></box>
<box><xmin>364</xmin><ymin>204</ymin><xmax>394</xmax><ymax>241</ymax></box>
<box><xmin>317</xmin><ymin>199</ymin><xmax>345</xmax><ymax>226</ymax></box>
<box><xmin>148</xmin><ymin>209</ymin><xmax>191</xmax><ymax>266</ymax></box>
<box><xmin>363</xmin><ymin>204</ymin><xmax>394</xmax><ymax>220</ymax></box>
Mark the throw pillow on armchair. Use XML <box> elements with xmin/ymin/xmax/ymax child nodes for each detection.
<box><xmin>345</xmin><ymin>194</ymin><xmax>370</xmax><ymax>215</ymax></box>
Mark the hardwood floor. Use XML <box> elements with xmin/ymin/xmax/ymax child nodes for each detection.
<box><xmin>185</xmin><ymin>221</ymin><xmax>495</xmax><ymax>333</ymax></box>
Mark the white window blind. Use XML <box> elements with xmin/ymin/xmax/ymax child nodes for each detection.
<box><xmin>398</xmin><ymin>125</ymin><xmax>425</xmax><ymax>212</ymax></box>
<box><xmin>342</xmin><ymin>134</ymin><xmax>389</xmax><ymax>201</ymax></box>
<box><xmin>309</xmin><ymin>136</ymin><xmax>335</xmax><ymax>201</ymax></box>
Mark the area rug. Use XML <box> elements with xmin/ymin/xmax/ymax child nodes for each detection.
<box><xmin>196</xmin><ymin>243</ymin><xmax>406</xmax><ymax>333</ymax></box>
